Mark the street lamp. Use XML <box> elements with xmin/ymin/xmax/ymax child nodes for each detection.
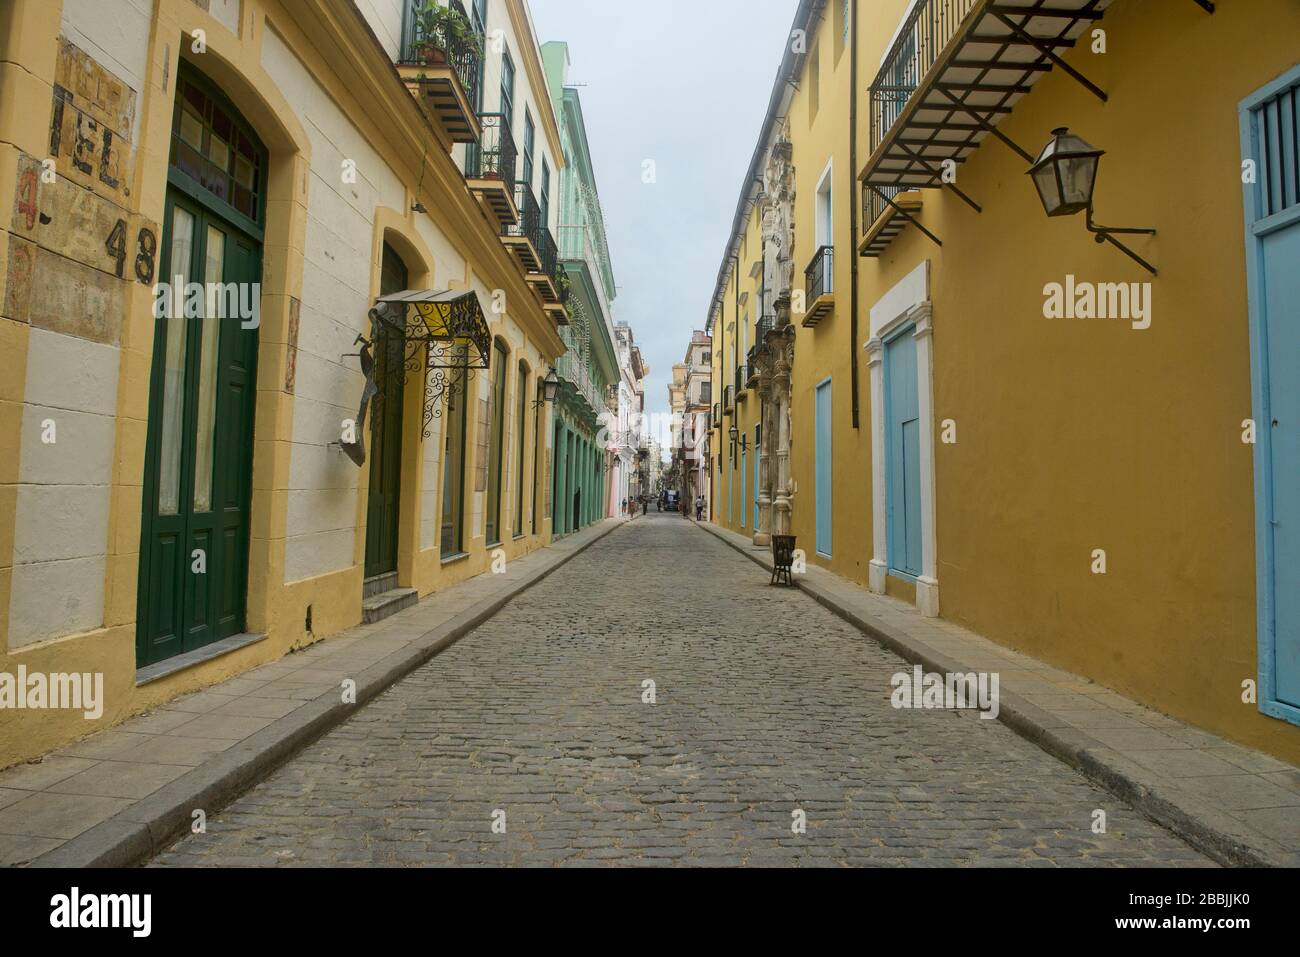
<box><xmin>533</xmin><ymin>367</ymin><xmax>560</xmax><ymax>408</ymax></box>
<box><xmin>1027</xmin><ymin>127</ymin><xmax>1157</xmax><ymax>275</ymax></box>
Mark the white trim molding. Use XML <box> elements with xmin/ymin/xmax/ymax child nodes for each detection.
<box><xmin>864</xmin><ymin>260</ymin><xmax>939</xmax><ymax>618</ymax></box>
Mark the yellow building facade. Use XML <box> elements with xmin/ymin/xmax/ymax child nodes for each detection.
<box><xmin>0</xmin><ymin>0</ymin><xmax>569</xmax><ymax>767</ymax></box>
<box><xmin>710</xmin><ymin>0</ymin><xmax>1300</xmax><ymax>764</ymax></box>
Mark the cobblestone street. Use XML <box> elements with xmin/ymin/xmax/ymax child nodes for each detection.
<box><xmin>152</xmin><ymin>514</ymin><xmax>1209</xmax><ymax>867</ymax></box>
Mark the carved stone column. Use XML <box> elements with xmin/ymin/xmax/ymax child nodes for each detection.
<box><xmin>753</xmin><ymin>367</ymin><xmax>773</xmax><ymax>546</ymax></box>
<box><xmin>772</xmin><ymin>313</ymin><xmax>794</xmax><ymax>539</ymax></box>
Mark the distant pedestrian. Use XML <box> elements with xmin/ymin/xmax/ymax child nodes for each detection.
<box><xmin>695</xmin><ymin>495</ymin><xmax>704</xmax><ymax>521</ymax></box>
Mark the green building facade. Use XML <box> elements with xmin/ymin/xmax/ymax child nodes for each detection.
<box><xmin>543</xmin><ymin>41</ymin><xmax>620</xmax><ymax>535</ymax></box>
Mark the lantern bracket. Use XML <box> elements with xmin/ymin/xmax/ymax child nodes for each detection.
<box><xmin>1085</xmin><ymin>206</ymin><xmax>1158</xmax><ymax>276</ymax></box>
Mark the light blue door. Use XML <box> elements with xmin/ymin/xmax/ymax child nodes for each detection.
<box><xmin>1243</xmin><ymin>69</ymin><xmax>1300</xmax><ymax>718</ymax></box>
<box><xmin>753</xmin><ymin>424</ymin><xmax>761</xmax><ymax>528</ymax></box>
<box><xmin>886</xmin><ymin>329</ymin><xmax>922</xmax><ymax>577</ymax></box>
<box><xmin>740</xmin><ymin>447</ymin><xmax>747</xmax><ymax>528</ymax></box>
<box><xmin>728</xmin><ymin>455</ymin><xmax>734</xmax><ymax>526</ymax></box>
<box><xmin>815</xmin><ymin>378</ymin><xmax>833</xmax><ymax>556</ymax></box>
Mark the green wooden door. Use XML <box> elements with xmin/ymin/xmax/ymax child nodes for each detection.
<box><xmin>137</xmin><ymin>192</ymin><xmax>260</xmax><ymax>667</ymax></box>
<box><xmin>364</xmin><ymin>244</ymin><xmax>408</xmax><ymax>578</ymax></box>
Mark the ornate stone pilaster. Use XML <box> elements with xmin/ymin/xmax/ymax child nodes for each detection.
<box><xmin>753</xmin><ymin>370</ymin><xmax>773</xmax><ymax>546</ymax></box>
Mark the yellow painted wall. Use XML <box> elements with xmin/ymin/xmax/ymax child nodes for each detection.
<box><xmin>905</xmin><ymin>0</ymin><xmax>1300</xmax><ymax>764</ymax></box>
<box><xmin>0</xmin><ymin>0</ymin><xmax>564</xmax><ymax>768</ymax></box>
<box><xmin>713</xmin><ymin>0</ymin><xmax>1300</xmax><ymax>764</ymax></box>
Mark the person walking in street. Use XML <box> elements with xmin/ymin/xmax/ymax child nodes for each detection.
<box><xmin>695</xmin><ymin>495</ymin><xmax>705</xmax><ymax>522</ymax></box>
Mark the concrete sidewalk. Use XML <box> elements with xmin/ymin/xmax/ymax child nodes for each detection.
<box><xmin>699</xmin><ymin>521</ymin><xmax>1300</xmax><ymax>868</ymax></box>
<box><xmin>0</xmin><ymin>519</ymin><xmax>626</xmax><ymax>867</ymax></box>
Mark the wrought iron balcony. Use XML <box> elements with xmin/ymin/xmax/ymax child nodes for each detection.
<box><xmin>501</xmin><ymin>183</ymin><xmax>543</xmax><ymax>272</ymax></box>
<box><xmin>535</xmin><ymin>225</ymin><xmax>558</xmax><ymax>283</ymax></box>
<box><xmin>861</xmin><ymin>0</ymin><xmax>1116</xmax><ymax>257</ymax></box>
<box><xmin>735</xmin><ymin>364</ymin><xmax>749</xmax><ymax>401</ymax></box>
<box><xmin>723</xmin><ymin>385</ymin><xmax>734</xmax><ymax>413</ymax></box>
<box><xmin>745</xmin><ymin>347</ymin><xmax>760</xmax><ymax>387</ymax></box>
<box><xmin>869</xmin><ymin>0</ymin><xmax>979</xmax><ymax>159</ymax></box>
<box><xmin>397</xmin><ymin>0</ymin><xmax>483</xmax><ymax>144</ymax></box>
<box><xmin>528</xmin><ymin>225</ymin><xmax>566</xmax><ymax>314</ymax></box>
<box><xmin>803</xmin><ymin>245</ymin><xmax>834</xmax><ymax>327</ymax></box>
<box><xmin>756</xmin><ymin>314</ymin><xmax>776</xmax><ymax>353</ymax></box>
<box><xmin>464</xmin><ymin>112</ymin><xmax>518</xmax><ymax>222</ymax></box>
<box><xmin>712</xmin><ymin>403</ymin><xmax>721</xmax><ymax>428</ymax></box>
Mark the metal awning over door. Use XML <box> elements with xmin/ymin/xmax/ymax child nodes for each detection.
<box><xmin>375</xmin><ymin>288</ymin><xmax>493</xmax><ymax>434</ymax></box>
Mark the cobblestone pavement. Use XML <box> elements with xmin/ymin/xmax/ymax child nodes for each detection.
<box><xmin>153</xmin><ymin>513</ymin><xmax>1210</xmax><ymax>867</ymax></box>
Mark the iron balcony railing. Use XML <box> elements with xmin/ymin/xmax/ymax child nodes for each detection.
<box><xmin>806</xmin><ymin>245</ymin><xmax>834</xmax><ymax>302</ymax></box>
<box><xmin>535</xmin><ymin>223</ymin><xmax>559</xmax><ymax>282</ymax></box>
<box><xmin>746</xmin><ymin>345</ymin><xmax>758</xmax><ymax>372</ymax></box>
<box><xmin>864</xmin><ymin>184</ymin><xmax>908</xmax><ymax>229</ymax></box>
<box><xmin>557</xmin><ymin>350</ymin><xmax>598</xmax><ymax>409</ymax></box>
<box><xmin>712</xmin><ymin>403</ymin><xmax>721</xmax><ymax>426</ymax></box>
<box><xmin>735</xmin><ymin>364</ymin><xmax>748</xmax><ymax>391</ymax></box>
<box><xmin>756</xmin><ymin>313</ymin><xmax>776</xmax><ymax>351</ymax></box>
<box><xmin>399</xmin><ymin>0</ymin><xmax>482</xmax><ymax>108</ymax></box>
<box><xmin>465</xmin><ymin>112</ymin><xmax>517</xmax><ymax>194</ymax></box>
<box><xmin>502</xmin><ymin>182</ymin><xmax>541</xmax><ymax>245</ymax></box>
<box><xmin>870</xmin><ymin>0</ymin><xmax>978</xmax><ymax>156</ymax></box>
<box><xmin>723</xmin><ymin>385</ymin><xmax>734</xmax><ymax>411</ymax></box>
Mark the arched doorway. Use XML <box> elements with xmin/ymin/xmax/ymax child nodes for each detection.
<box><xmin>137</xmin><ymin>64</ymin><xmax>266</xmax><ymax>667</ymax></box>
<box><xmin>364</xmin><ymin>242</ymin><xmax>409</xmax><ymax>580</ymax></box>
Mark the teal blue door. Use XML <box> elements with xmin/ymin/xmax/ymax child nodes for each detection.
<box><xmin>886</xmin><ymin>329</ymin><xmax>922</xmax><ymax>578</ymax></box>
<box><xmin>728</xmin><ymin>453</ymin><xmax>734</xmax><ymax>525</ymax></box>
<box><xmin>815</xmin><ymin>378</ymin><xmax>832</xmax><ymax>556</ymax></box>
<box><xmin>1243</xmin><ymin>68</ymin><xmax>1300</xmax><ymax>717</ymax></box>
<box><xmin>753</xmin><ymin>424</ymin><xmax>761</xmax><ymax>528</ymax></box>
<box><xmin>740</xmin><ymin>447</ymin><xmax>747</xmax><ymax>528</ymax></box>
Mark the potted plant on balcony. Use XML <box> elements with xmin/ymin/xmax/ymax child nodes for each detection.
<box><xmin>554</xmin><ymin>268</ymin><xmax>572</xmax><ymax>304</ymax></box>
<box><xmin>411</xmin><ymin>0</ymin><xmax>482</xmax><ymax>67</ymax></box>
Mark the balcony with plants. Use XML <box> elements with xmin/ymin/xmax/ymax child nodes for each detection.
<box><xmin>397</xmin><ymin>0</ymin><xmax>484</xmax><ymax>145</ymax></box>
<box><xmin>463</xmin><ymin>112</ymin><xmax>518</xmax><ymax>224</ymax></box>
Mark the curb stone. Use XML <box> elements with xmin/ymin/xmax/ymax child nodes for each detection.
<box><xmin>30</xmin><ymin>520</ymin><xmax>629</xmax><ymax>868</ymax></box>
<box><xmin>696</xmin><ymin>520</ymin><xmax>1296</xmax><ymax>868</ymax></box>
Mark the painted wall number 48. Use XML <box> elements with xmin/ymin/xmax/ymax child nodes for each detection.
<box><xmin>105</xmin><ymin>219</ymin><xmax>157</xmax><ymax>284</ymax></box>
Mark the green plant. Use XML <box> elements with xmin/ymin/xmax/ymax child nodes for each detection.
<box><xmin>411</xmin><ymin>1</ymin><xmax>484</xmax><ymax>62</ymax></box>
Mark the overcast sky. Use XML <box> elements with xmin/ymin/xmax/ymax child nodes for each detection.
<box><xmin>530</xmin><ymin>0</ymin><xmax>794</xmax><ymax>421</ymax></box>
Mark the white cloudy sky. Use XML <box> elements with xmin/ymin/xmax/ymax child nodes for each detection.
<box><xmin>530</xmin><ymin>0</ymin><xmax>795</xmax><ymax>419</ymax></box>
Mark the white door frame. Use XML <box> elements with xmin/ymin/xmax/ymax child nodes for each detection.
<box><xmin>864</xmin><ymin>261</ymin><xmax>939</xmax><ymax>617</ymax></box>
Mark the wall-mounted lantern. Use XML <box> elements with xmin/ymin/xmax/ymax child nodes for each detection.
<box><xmin>1027</xmin><ymin>127</ymin><xmax>1157</xmax><ymax>275</ymax></box>
<box><xmin>534</xmin><ymin>367</ymin><xmax>560</xmax><ymax>408</ymax></box>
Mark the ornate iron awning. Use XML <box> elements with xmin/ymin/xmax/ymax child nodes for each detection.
<box><xmin>372</xmin><ymin>288</ymin><xmax>493</xmax><ymax>437</ymax></box>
